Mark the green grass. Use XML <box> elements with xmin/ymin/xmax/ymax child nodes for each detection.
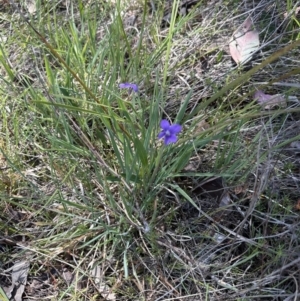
<box><xmin>0</xmin><ymin>0</ymin><xmax>300</xmax><ymax>300</ymax></box>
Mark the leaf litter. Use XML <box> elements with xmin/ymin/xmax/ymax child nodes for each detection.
<box><xmin>0</xmin><ymin>0</ymin><xmax>300</xmax><ymax>300</ymax></box>
<box><xmin>229</xmin><ymin>16</ymin><xmax>260</xmax><ymax>65</ymax></box>
<box><xmin>4</xmin><ymin>260</ymin><xmax>29</xmax><ymax>301</ymax></box>
<box><xmin>254</xmin><ymin>90</ymin><xmax>299</xmax><ymax>109</ymax></box>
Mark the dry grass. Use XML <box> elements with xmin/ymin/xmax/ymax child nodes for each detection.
<box><xmin>0</xmin><ymin>0</ymin><xmax>300</xmax><ymax>300</ymax></box>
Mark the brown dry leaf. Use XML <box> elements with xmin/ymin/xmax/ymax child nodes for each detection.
<box><xmin>295</xmin><ymin>199</ymin><xmax>300</xmax><ymax>211</ymax></box>
<box><xmin>234</xmin><ymin>184</ymin><xmax>248</xmax><ymax>195</ymax></box>
<box><xmin>229</xmin><ymin>17</ymin><xmax>260</xmax><ymax>64</ymax></box>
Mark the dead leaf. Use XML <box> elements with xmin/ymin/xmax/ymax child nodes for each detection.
<box><xmin>229</xmin><ymin>17</ymin><xmax>260</xmax><ymax>64</ymax></box>
<box><xmin>295</xmin><ymin>199</ymin><xmax>300</xmax><ymax>211</ymax></box>
<box><xmin>219</xmin><ymin>191</ymin><xmax>231</xmax><ymax>208</ymax></box>
<box><xmin>254</xmin><ymin>90</ymin><xmax>287</xmax><ymax>109</ymax></box>
<box><xmin>6</xmin><ymin>260</ymin><xmax>29</xmax><ymax>301</ymax></box>
<box><xmin>234</xmin><ymin>184</ymin><xmax>248</xmax><ymax>195</ymax></box>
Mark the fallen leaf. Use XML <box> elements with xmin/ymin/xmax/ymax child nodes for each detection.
<box><xmin>229</xmin><ymin>17</ymin><xmax>260</xmax><ymax>64</ymax></box>
<box><xmin>234</xmin><ymin>184</ymin><xmax>248</xmax><ymax>195</ymax></box>
<box><xmin>254</xmin><ymin>90</ymin><xmax>287</xmax><ymax>109</ymax></box>
<box><xmin>6</xmin><ymin>260</ymin><xmax>29</xmax><ymax>301</ymax></box>
<box><xmin>295</xmin><ymin>199</ymin><xmax>300</xmax><ymax>211</ymax></box>
<box><xmin>219</xmin><ymin>191</ymin><xmax>231</xmax><ymax>208</ymax></box>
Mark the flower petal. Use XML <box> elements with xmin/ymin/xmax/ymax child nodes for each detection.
<box><xmin>158</xmin><ymin>131</ymin><xmax>165</xmax><ymax>139</ymax></box>
<box><xmin>119</xmin><ymin>82</ymin><xmax>138</xmax><ymax>92</ymax></box>
<box><xmin>160</xmin><ymin>119</ymin><xmax>170</xmax><ymax>130</ymax></box>
<box><xmin>169</xmin><ymin>124</ymin><xmax>182</xmax><ymax>134</ymax></box>
<box><xmin>130</xmin><ymin>83</ymin><xmax>139</xmax><ymax>92</ymax></box>
<box><xmin>164</xmin><ymin>134</ymin><xmax>178</xmax><ymax>145</ymax></box>
<box><xmin>119</xmin><ymin>82</ymin><xmax>131</xmax><ymax>89</ymax></box>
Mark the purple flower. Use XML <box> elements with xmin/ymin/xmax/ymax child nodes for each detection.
<box><xmin>119</xmin><ymin>82</ymin><xmax>138</xmax><ymax>92</ymax></box>
<box><xmin>158</xmin><ymin>119</ymin><xmax>182</xmax><ymax>145</ymax></box>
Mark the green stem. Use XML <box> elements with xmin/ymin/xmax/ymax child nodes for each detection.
<box><xmin>148</xmin><ymin>146</ymin><xmax>165</xmax><ymax>189</ymax></box>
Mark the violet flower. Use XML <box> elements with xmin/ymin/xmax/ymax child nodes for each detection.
<box><xmin>158</xmin><ymin>119</ymin><xmax>182</xmax><ymax>145</ymax></box>
<box><xmin>119</xmin><ymin>82</ymin><xmax>138</xmax><ymax>93</ymax></box>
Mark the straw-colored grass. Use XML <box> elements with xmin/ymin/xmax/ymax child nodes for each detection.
<box><xmin>0</xmin><ymin>0</ymin><xmax>300</xmax><ymax>300</ymax></box>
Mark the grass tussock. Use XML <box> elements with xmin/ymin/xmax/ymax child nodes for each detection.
<box><xmin>0</xmin><ymin>0</ymin><xmax>300</xmax><ymax>300</ymax></box>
